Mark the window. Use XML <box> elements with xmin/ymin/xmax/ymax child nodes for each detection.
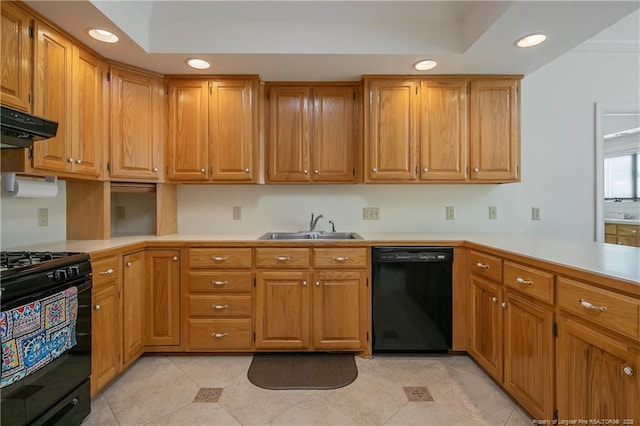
<box><xmin>604</xmin><ymin>153</ymin><xmax>639</xmax><ymax>200</ymax></box>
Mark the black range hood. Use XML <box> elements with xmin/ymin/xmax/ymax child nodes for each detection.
<box><xmin>1</xmin><ymin>105</ymin><xmax>58</xmax><ymax>149</ymax></box>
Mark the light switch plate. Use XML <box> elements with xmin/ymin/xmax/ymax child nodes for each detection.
<box><xmin>446</xmin><ymin>206</ymin><xmax>455</xmax><ymax>220</ymax></box>
<box><xmin>363</xmin><ymin>207</ymin><xmax>380</xmax><ymax>220</ymax></box>
<box><xmin>489</xmin><ymin>206</ymin><xmax>498</xmax><ymax>220</ymax></box>
<box><xmin>532</xmin><ymin>207</ymin><xmax>541</xmax><ymax>220</ymax></box>
<box><xmin>37</xmin><ymin>208</ymin><xmax>48</xmax><ymax>227</ymax></box>
<box><xmin>233</xmin><ymin>206</ymin><xmax>242</xmax><ymax>220</ymax></box>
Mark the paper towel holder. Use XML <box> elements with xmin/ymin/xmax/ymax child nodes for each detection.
<box><xmin>1</xmin><ymin>172</ymin><xmax>57</xmax><ymax>195</ymax></box>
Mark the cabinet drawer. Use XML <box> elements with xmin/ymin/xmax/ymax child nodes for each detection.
<box><xmin>187</xmin><ymin>271</ymin><xmax>252</xmax><ymax>293</ymax></box>
<box><xmin>256</xmin><ymin>248</ymin><xmax>309</xmax><ymax>268</ymax></box>
<box><xmin>188</xmin><ymin>295</ymin><xmax>252</xmax><ymax>318</ymax></box>
<box><xmin>617</xmin><ymin>225</ymin><xmax>639</xmax><ymax>237</ymax></box>
<box><xmin>468</xmin><ymin>250</ymin><xmax>503</xmax><ymax>283</ymax></box>
<box><xmin>187</xmin><ymin>319</ymin><xmax>252</xmax><ymax>350</ymax></box>
<box><xmin>604</xmin><ymin>223</ymin><xmax>617</xmax><ymax>235</ymax></box>
<box><xmin>313</xmin><ymin>248</ymin><xmax>367</xmax><ymax>268</ymax></box>
<box><xmin>604</xmin><ymin>235</ymin><xmax>617</xmax><ymax>244</ymax></box>
<box><xmin>557</xmin><ymin>277</ymin><xmax>640</xmax><ymax>340</ymax></box>
<box><xmin>504</xmin><ymin>261</ymin><xmax>554</xmax><ymax>304</ymax></box>
<box><xmin>91</xmin><ymin>256</ymin><xmax>120</xmax><ymax>289</ymax></box>
<box><xmin>188</xmin><ymin>248</ymin><xmax>252</xmax><ymax>268</ymax></box>
<box><xmin>617</xmin><ymin>236</ymin><xmax>638</xmax><ymax>246</ymax></box>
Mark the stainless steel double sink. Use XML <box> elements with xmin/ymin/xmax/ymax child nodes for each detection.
<box><xmin>258</xmin><ymin>231</ymin><xmax>363</xmax><ymax>240</ymax></box>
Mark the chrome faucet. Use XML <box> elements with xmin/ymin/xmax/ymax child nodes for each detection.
<box><xmin>329</xmin><ymin>219</ymin><xmax>336</xmax><ymax>232</ymax></box>
<box><xmin>309</xmin><ymin>213</ymin><xmax>324</xmax><ymax>231</ymax></box>
<box><xmin>619</xmin><ymin>212</ymin><xmax>635</xmax><ymax>220</ymax></box>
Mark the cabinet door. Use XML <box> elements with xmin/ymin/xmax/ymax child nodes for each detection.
<box><xmin>311</xmin><ymin>86</ymin><xmax>356</xmax><ymax>182</ymax></box>
<box><xmin>32</xmin><ymin>22</ymin><xmax>72</xmax><ymax>172</ymax></box>
<box><xmin>110</xmin><ymin>67</ymin><xmax>163</xmax><ymax>180</ymax></box>
<box><xmin>312</xmin><ymin>271</ymin><xmax>364</xmax><ymax>350</ymax></box>
<box><xmin>91</xmin><ymin>283</ymin><xmax>121</xmax><ymax>396</ymax></box>
<box><xmin>557</xmin><ymin>316</ymin><xmax>640</xmax><ymax>422</ymax></box>
<box><xmin>367</xmin><ymin>79</ymin><xmax>418</xmax><ymax>181</ymax></box>
<box><xmin>166</xmin><ymin>79</ymin><xmax>209</xmax><ymax>181</ymax></box>
<box><xmin>469</xmin><ymin>80</ymin><xmax>519</xmax><ymax>181</ymax></box>
<box><xmin>468</xmin><ymin>275</ymin><xmax>503</xmax><ymax>381</ymax></box>
<box><xmin>255</xmin><ymin>271</ymin><xmax>310</xmax><ymax>349</ymax></box>
<box><xmin>122</xmin><ymin>252</ymin><xmax>145</xmax><ymax>363</ymax></box>
<box><xmin>503</xmin><ymin>291</ymin><xmax>554</xmax><ymax>420</ymax></box>
<box><xmin>144</xmin><ymin>250</ymin><xmax>181</xmax><ymax>346</ymax></box>
<box><xmin>1</xmin><ymin>2</ymin><xmax>31</xmax><ymax>111</ymax></box>
<box><xmin>71</xmin><ymin>46</ymin><xmax>103</xmax><ymax>177</ymax></box>
<box><xmin>267</xmin><ymin>86</ymin><xmax>311</xmax><ymax>182</ymax></box>
<box><xmin>210</xmin><ymin>80</ymin><xmax>257</xmax><ymax>181</ymax></box>
<box><xmin>420</xmin><ymin>80</ymin><xmax>468</xmax><ymax>180</ymax></box>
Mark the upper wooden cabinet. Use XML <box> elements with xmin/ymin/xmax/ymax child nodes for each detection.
<box><xmin>109</xmin><ymin>66</ymin><xmax>164</xmax><ymax>181</ymax></box>
<box><xmin>469</xmin><ymin>79</ymin><xmax>520</xmax><ymax>181</ymax></box>
<box><xmin>365</xmin><ymin>76</ymin><xmax>521</xmax><ymax>183</ymax></box>
<box><xmin>266</xmin><ymin>83</ymin><xmax>360</xmax><ymax>183</ymax></box>
<box><xmin>166</xmin><ymin>78</ymin><xmax>258</xmax><ymax>182</ymax></box>
<box><xmin>1</xmin><ymin>1</ymin><xmax>32</xmax><ymax>111</ymax></box>
<box><xmin>30</xmin><ymin>23</ymin><xmax>104</xmax><ymax>178</ymax></box>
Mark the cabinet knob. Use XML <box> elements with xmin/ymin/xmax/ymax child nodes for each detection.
<box><xmin>315</xmin><ymin>281</ymin><xmax>320</xmax><ymax>286</ymax></box>
<box><xmin>422</xmin><ymin>167</ymin><xmax>428</xmax><ymax>172</ymax></box>
<box><xmin>501</xmin><ymin>302</ymin><xmax>508</xmax><ymax>308</ymax></box>
<box><xmin>474</xmin><ymin>167</ymin><xmax>479</xmax><ymax>173</ymax></box>
<box><xmin>623</xmin><ymin>365</ymin><xmax>634</xmax><ymax>376</ymax></box>
<box><xmin>372</xmin><ymin>168</ymin><xmax>377</xmax><ymax>173</ymax></box>
<box><xmin>633</xmin><ymin>230</ymin><xmax>637</xmax><ymax>234</ymax></box>
<box><xmin>68</xmin><ymin>158</ymin><xmax>74</xmax><ymax>163</ymax></box>
<box><xmin>492</xmin><ymin>297</ymin><xmax>498</xmax><ymax>303</ymax></box>
<box><xmin>302</xmin><ymin>280</ymin><xmax>307</xmax><ymax>286</ymax></box>
<box><xmin>153</xmin><ymin>167</ymin><xmax>158</xmax><ymax>172</ymax></box>
<box><xmin>94</xmin><ymin>304</ymin><xmax>101</xmax><ymax>310</ymax></box>
<box><xmin>201</xmin><ymin>168</ymin><xmax>206</xmax><ymax>173</ymax></box>
<box><xmin>314</xmin><ymin>170</ymin><xmax>319</xmax><ymax>174</ymax></box>
<box><xmin>211</xmin><ymin>332</ymin><xmax>228</xmax><ymax>339</ymax></box>
<box><xmin>76</xmin><ymin>159</ymin><xmax>82</xmax><ymax>164</ymax></box>
<box><xmin>245</xmin><ymin>168</ymin><xmax>250</xmax><ymax>173</ymax></box>
<box><xmin>303</xmin><ymin>169</ymin><xmax>308</xmax><ymax>174</ymax></box>
<box><xmin>126</xmin><ymin>261</ymin><xmax>132</xmax><ymax>267</ymax></box>
<box><xmin>172</xmin><ymin>256</ymin><xmax>178</xmax><ymax>261</ymax></box>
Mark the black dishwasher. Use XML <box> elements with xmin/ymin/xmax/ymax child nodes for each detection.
<box><xmin>372</xmin><ymin>247</ymin><xmax>453</xmax><ymax>353</ymax></box>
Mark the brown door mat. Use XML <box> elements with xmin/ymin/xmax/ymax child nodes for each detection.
<box><xmin>247</xmin><ymin>352</ymin><xmax>358</xmax><ymax>390</ymax></box>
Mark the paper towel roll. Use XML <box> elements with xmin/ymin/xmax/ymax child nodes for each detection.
<box><xmin>2</xmin><ymin>177</ymin><xmax>58</xmax><ymax>198</ymax></box>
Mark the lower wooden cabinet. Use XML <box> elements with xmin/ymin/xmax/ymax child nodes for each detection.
<box><xmin>122</xmin><ymin>251</ymin><xmax>145</xmax><ymax>364</ymax></box>
<box><xmin>145</xmin><ymin>250</ymin><xmax>181</xmax><ymax>347</ymax></box>
<box><xmin>557</xmin><ymin>316</ymin><xmax>639</xmax><ymax>422</ymax></box>
<box><xmin>91</xmin><ymin>274</ymin><xmax>121</xmax><ymax>396</ymax></box>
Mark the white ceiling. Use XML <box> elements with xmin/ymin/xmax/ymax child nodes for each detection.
<box><xmin>25</xmin><ymin>1</ymin><xmax>640</xmax><ymax>81</ymax></box>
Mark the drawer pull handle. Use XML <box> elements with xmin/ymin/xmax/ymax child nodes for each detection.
<box><xmin>579</xmin><ymin>299</ymin><xmax>607</xmax><ymax>312</ymax></box>
<box><xmin>476</xmin><ymin>262</ymin><xmax>489</xmax><ymax>269</ymax></box>
<box><xmin>211</xmin><ymin>304</ymin><xmax>229</xmax><ymax>310</ymax></box>
<box><xmin>623</xmin><ymin>366</ymin><xmax>634</xmax><ymax>376</ymax></box>
<box><xmin>515</xmin><ymin>277</ymin><xmax>533</xmax><ymax>286</ymax></box>
<box><xmin>211</xmin><ymin>280</ymin><xmax>228</xmax><ymax>286</ymax></box>
<box><xmin>332</xmin><ymin>256</ymin><xmax>349</xmax><ymax>262</ymax></box>
<box><xmin>211</xmin><ymin>332</ymin><xmax>228</xmax><ymax>339</ymax></box>
<box><xmin>275</xmin><ymin>256</ymin><xmax>290</xmax><ymax>262</ymax></box>
<box><xmin>492</xmin><ymin>297</ymin><xmax>498</xmax><ymax>303</ymax></box>
<box><xmin>211</xmin><ymin>256</ymin><xmax>228</xmax><ymax>262</ymax></box>
<box><xmin>98</xmin><ymin>268</ymin><xmax>114</xmax><ymax>275</ymax></box>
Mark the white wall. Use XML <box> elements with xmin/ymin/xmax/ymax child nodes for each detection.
<box><xmin>178</xmin><ymin>49</ymin><xmax>640</xmax><ymax>240</ymax></box>
<box><xmin>0</xmin><ymin>179</ymin><xmax>67</xmax><ymax>248</ymax></box>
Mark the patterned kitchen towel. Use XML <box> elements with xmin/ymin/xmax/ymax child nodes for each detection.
<box><xmin>1</xmin><ymin>286</ymin><xmax>78</xmax><ymax>388</ymax></box>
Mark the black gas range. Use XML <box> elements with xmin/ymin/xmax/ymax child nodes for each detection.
<box><xmin>1</xmin><ymin>251</ymin><xmax>92</xmax><ymax>426</ymax></box>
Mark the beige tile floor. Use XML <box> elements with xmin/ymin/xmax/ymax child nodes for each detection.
<box><xmin>83</xmin><ymin>354</ymin><xmax>532</xmax><ymax>426</ymax></box>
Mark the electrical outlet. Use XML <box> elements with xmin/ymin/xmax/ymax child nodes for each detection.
<box><xmin>446</xmin><ymin>206</ymin><xmax>455</xmax><ymax>220</ymax></box>
<box><xmin>489</xmin><ymin>206</ymin><xmax>498</xmax><ymax>220</ymax></box>
<box><xmin>116</xmin><ymin>206</ymin><xmax>126</xmax><ymax>220</ymax></box>
<box><xmin>37</xmin><ymin>208</ymin><xmax>48</xmax><ymax>227</ymax></box>
<box><xmin>532</xmin><ymin>207</ymin><xmax>541</xmax><ymax>221</ymax></box>
<box><xmin>363</xmin><ymin>207</ymin><xmax>380</xmax><ymax>220</ymax></box>
<box><xmin>233</xmin><ymin>206</ymin><xmax>242</xmax><ymax>220</ymax></box>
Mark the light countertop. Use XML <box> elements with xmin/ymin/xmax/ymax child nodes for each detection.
<box><xmin>6</xmin><ymin>232</ymin><xmax>639</xmax><ymax>285</ymax></box>
<box><xmin>605</xmin><ymin>218</ymin><xmax>640</xmax><ymax>226</ymax></box>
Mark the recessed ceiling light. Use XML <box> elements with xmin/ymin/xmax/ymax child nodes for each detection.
<box><xmin>186</xmin><ymin>58</ymin><xmax>211</xmax><ymax>70</ymax></box>
<box><xmin>88</xmin><ymin>28</ymin><xmax>119</xmax><ymax>43</ymax></box>
<box><xmin>515</xmin><ymin>33</ymin><xmax>547</xmax><ymax>48</ymax></box>
<box><xmin>413</xmin><ymin>59</ymin><xmax>438</xmax><ymax>71</ymax></box>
